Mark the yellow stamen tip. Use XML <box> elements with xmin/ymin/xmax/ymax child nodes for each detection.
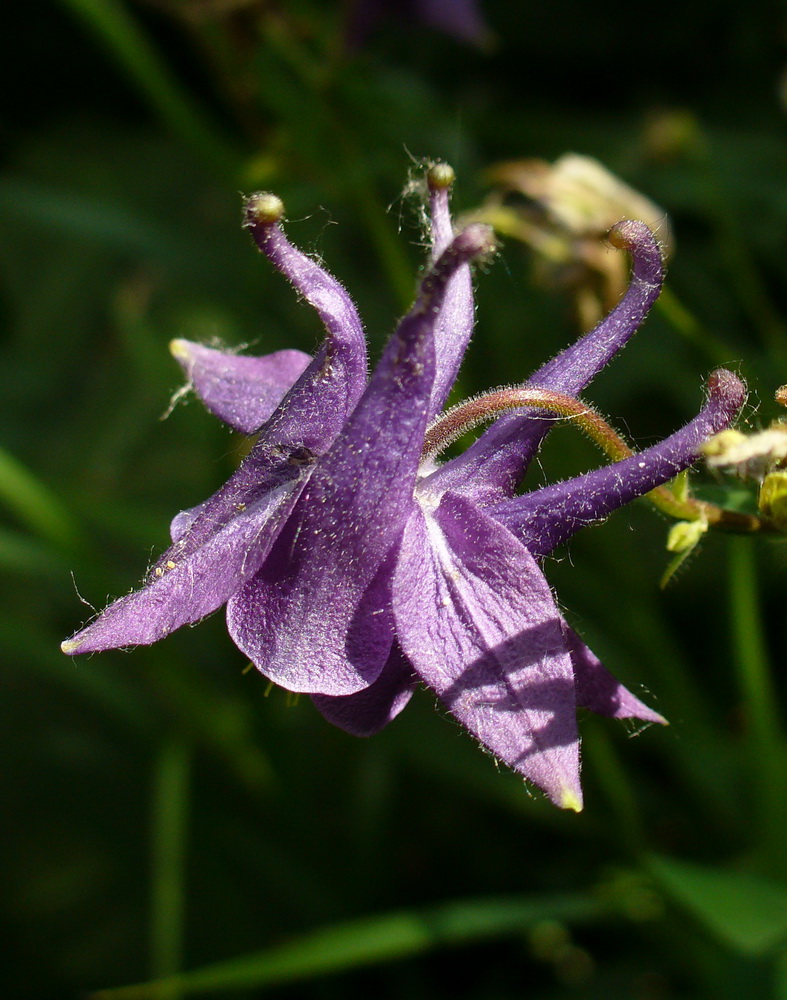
<box><xmin>245</xmin><ymin>192</ymin><xmax>285</xmax><ymax>225</ymax></box>
<box><xmin>169</xmin><ymin>338</ymin><xmax>192</xmax><ymax>361</ymax></box>
<box><xmin>61</xmin><ymin>638</ymin><xmax>81</xmax><ymax>655</ymax></box>
<box><xmin>558</xmin><ymin>787</ymin><xmax>584</xmax><ymax>813</ymax></box>
<box><xmin>427</xmin><ymin>162</ymin><xmax>456</xmax><ymax>191</ymax></box>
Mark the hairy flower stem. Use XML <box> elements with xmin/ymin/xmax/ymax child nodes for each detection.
<box><xmin>424</xmin><ymin>386</ymin><xmax>762</xmax><ymax>531</ymax></box>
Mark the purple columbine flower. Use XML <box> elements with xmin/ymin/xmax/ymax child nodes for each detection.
<box><xmin>63</xmin><ymin>166</ymin><xmax>746</xmax><ymax>809</ymax></box>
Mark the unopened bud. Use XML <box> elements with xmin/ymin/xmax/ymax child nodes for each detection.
<box><xmin>703</xmin><ymin>425</ymin><xmax>787</xmax><ymax>480</ymax></box>
<box><xmin>666</xmin><ymin>519</ymin><xmax>708</xmax><ymax>553</ymax></box>
<box><xmin>759</xmin><ymin>470</ymin><xmax>787</xmax><ymax>530</ymax></box>
<box><xmin>701</xmin><ymin>428</ymin><xmax>746</xmax><ymax>459</ymax></box>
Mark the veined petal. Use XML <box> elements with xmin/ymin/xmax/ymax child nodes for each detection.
<box><xmin>491</xmin><ymin>368</ymin><xmax>746</xmax><ymax>557</ymax></box>
<box><xmin>244</xmin><ymin>193</ymin><xmax>368</xmax><ymax>413</ymax></box>
<box><xmin>394</xmin><ymin>491</ymin><xmax>582</xmax><ymax>810</ymax></box>
<box><xmin>312</xmin><ymin>644</ymin><xmax>417</xmax><ymax>737</ymax></box>
<box><xmin>169</xmin><ymin>340</ymin><xmax>312</xmax><ymax>434</ymax></box>
<box><xmin>423</xmin><ymin>220</ymin><xmax>664</xmax><ymax>504</ymax></box>
<box><xmin>564</xmin><ymin>624</ymin><xmax>666</xmax><ymax>724</ymax></box>
<box><xmin>427</xmin><ymin>166</ymin><xmax>476</xmax><ymax>418</ymax></box>
<box><xmin>61</xmin><ymin>480</ymin><xmax>302</xmax><ymax>655</ymax></box>
<box><xmin>227</xmin><ymin>225</ymin><xmax>495</xmax><ymax>696</ymax></box>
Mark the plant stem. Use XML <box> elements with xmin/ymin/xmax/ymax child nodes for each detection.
<box><xmin>728</xmin><ymin>536</ymin><xmax>786</xmax><ymax>876</ymax></box>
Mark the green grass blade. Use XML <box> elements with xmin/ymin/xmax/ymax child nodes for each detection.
<box><xmin>150</xmin><ymin>738</ymin><xmax>191</xmax><ymax>995</ymax></box>
<box><xmin>0</xmin><ymin>444</ymin><xmax>82</xmax><ymax>550</ymax></box>
<box><xmin>728</xmin><ymin>537</ymin><xmax>787</xmax><ymax>876</ymax></box>
<box><xmin>92</xmin><ymin>893</ymin><xmax>604</xmax><ymax>998</ymax></box>
<box><xmin>54</xmin><ymin>0</ymin><xmax>239</xmax><ymax>177</ymax></box>
<box><xmin>648</xmin><ymin>854</ymin><xmax>787</xmax><ymax>956</ymax></box>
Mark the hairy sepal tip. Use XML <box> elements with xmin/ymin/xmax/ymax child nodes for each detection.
<box><xmin>707</xmin><ymin>368</ymin><xmax>747</xmax><ymax>410</ymax></box>
<box><xmin>607</xmin><ymin>219</ymin><xmax>655</xmax><ymax>252</ymax></box>
<box><xmin>244</xmin><ymin>192</ymin><xmax>285</xmax><ymax>227</ymax></box>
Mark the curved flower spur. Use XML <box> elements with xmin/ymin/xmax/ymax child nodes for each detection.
<box><xmin>63</xmin><ymin>165</ymin><xmax>746</xmax><ymax>810</ymax></box>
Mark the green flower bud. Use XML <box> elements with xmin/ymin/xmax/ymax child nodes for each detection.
<box><xmin>758</xmin><ymin>470</ymin><xmax>787</xmax><ymax>531</ymax></box>
<box><xmin>666</xmin><ymin>518</ymin><xmax>708</xmax><ymax>553</ymax></box>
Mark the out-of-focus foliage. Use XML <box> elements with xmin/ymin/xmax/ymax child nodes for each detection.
<box><xmin>2</xmin><ymin>1</ymin><xmax>787</xmax><ymax>998</ymax></box>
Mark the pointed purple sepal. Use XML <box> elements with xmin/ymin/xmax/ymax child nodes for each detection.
<box><xmin>394</xmin><ymin>491</ymin><xmax>583</xmax><ymax>810</ymax></box>
<box><xmin>61</xmin><ymin>482</ymin><xmax>302</xmax><ymax>654</ymax></box>
<box><xmin>170</xmin><ymin>339</ymin><xmax>311</xmax><ymax>434</ymax></box>
<box><xmin>564</xmin><ymin>624</ymin><xmax>666</xmax><ymax>724</ymax></box>
<box><xmin>312</xmin><ymin>645</ymin><xmax>417</xmax><ymax>736</ymax></box>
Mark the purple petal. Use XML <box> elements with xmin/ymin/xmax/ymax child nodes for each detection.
<box><xmin>312</xmin><ymin>645</ymin><xmax>417</xmax><ymax>737</ymax></box>
<box><xmin>61</xmin><ymin>481</ymin><xmax>302</xmax><ymax>654</ymax></box>
<box><xmin>170</xmin><ymin>340</ymin><xmax>312</xmax><ymax>434</ymax></box>
<box><xmin>564</xmin><ymin>624</ymin><xmax>666</xmax><ymax>724</ymax></box>
<box><xmin>393</xmin><ymin>491</ymin><xmax>582</xmax><ymax>810</ymax></box>
<box><xmin>423</xmin><ymin>220</ymin><xmax>664</xmax><ymax>504</ymax></box>
<box><xmin>226</xmin><ymin>225</ymin><xmax>495</xmax><ymax>696</ymax></box>
<box><xmin>427</xmin><ymin>170</ymin><xmax>476</xmax><ymax>418</ymax></box>
<box><xmin>491</xmin><ymin>368</ymin><xmax>746</xmax><ymax>557</ymax></box>
<box><xmin>244</xmin><ymin>194</ymin><xmax>368</xmax><ymax>413</ymax></box>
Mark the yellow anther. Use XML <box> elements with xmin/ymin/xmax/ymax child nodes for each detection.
<box><xmin>558</xmin><ymin>787</ymin><xmax>584</xmax><ymax>813</ymax></box>
<box><xmin>245</xmin><ymin>192</ymin><xmax>285</xmax><ymax>225</ymax></box>
<box><xmin>169</xmin><ymin>338</ymin><xmax>192</xmax><ymax>362</ymax></box>
<box><xmin>427</xmin><ymin>162</ymin><xmax>456</xmax><ymax>191</ymax></box>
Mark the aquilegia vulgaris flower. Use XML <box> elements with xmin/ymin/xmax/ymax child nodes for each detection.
<box><xmin>63</xmin><ymin>164</ymin><xmax>746</xmax><ymax>809</ymax></box>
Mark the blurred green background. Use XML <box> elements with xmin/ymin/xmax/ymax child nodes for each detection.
<box><xmin>2</xmin><ymin>1</ymin><xmax>787</xmax><ymax>997</ymax></box>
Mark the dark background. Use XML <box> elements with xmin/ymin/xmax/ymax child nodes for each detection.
<box><xmin>2</xmin><ymin>1</ymin><xmax>787</xmax><ymax>998</ymax></box>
